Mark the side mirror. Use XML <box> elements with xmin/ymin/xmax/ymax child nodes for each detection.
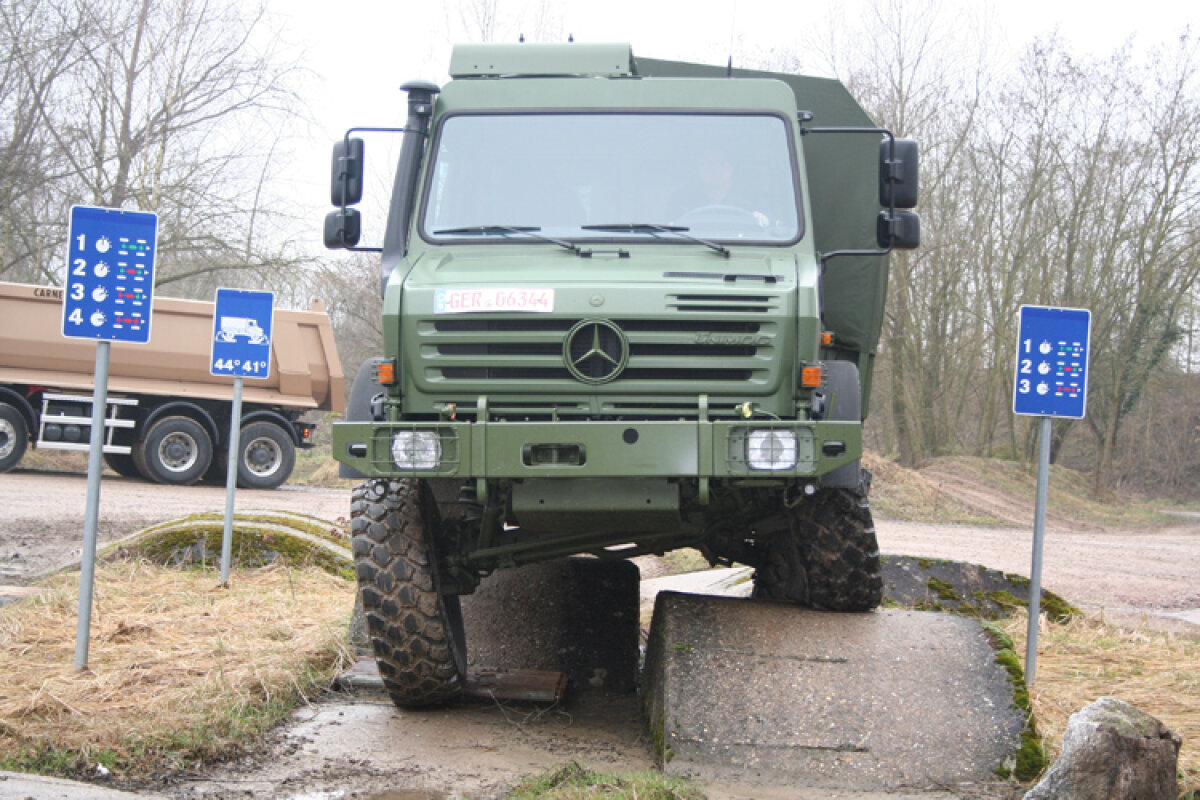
<box><xmin>324</xmin><ymin>208</ymin><xmax>362</xmax><ymax>249</ymax></box>
<box><xmin>879</xmin><ymin>138</ymin><xmax>919</xmax><ymax>209</ymax></box>
<box><xmin>330</xmin><ymin>138</ymin><xmax>365</xmax><ymax>206</ymax></box>
<box><xmin>876</xmin><ymin>210</ymin><xmax>920</xmax><ymax>250</ymax></box>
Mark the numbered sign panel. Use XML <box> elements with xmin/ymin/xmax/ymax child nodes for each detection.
<box><xmin>211</xmin><ymin>288</ymin><xmax>274</xmax><ymax>379</ymax></box>
<box><xmin>1013</xmin><ymin>305</ymin><xmax>1092</xmax><ymax>419</ymax></box>
<box><xmin>62</xmin><ymin>206</ymin><xmax>158</xmax><ymax>343</ymax></box>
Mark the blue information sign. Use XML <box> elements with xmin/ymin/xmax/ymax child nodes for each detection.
<box><xmin>62</xmin><ymin>206</ymin><xmax>158</xmax><ymax>343</ymax></box>
<box><xmin>211</xmin><ymin>288</ymin><xmax>274</xmax><ymax>379</ymax></box>
<box><xmin>1013</xmin><ymin>305</ymin><xmax>1091</xmax><ymax>419</ymax></box>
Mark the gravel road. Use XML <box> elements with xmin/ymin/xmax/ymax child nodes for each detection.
<box><xmin>3</xmin><ymin>466</ymin><xmax>1197</xmax><ymax>617</ymax></box>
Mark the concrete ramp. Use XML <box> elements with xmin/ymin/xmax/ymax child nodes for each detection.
<box><xmin>644</xmin><ymin>592</ymin><xmax>1024</xmax><ymax>791</ymax></box>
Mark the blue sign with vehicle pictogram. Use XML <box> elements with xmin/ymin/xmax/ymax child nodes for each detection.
<box><xmin>62</xmin><ymin>206</ymin><xmax>158</xmax><ymax>343</ymax></box>
<box><xmin>1013</xmin><ymin>305</ymin><xmax>1091</xmax><ymax>419</ymax></box>
<box><xmin>211</xmin><ymin>288</ymin><xmax>274</xmax><ymax>379</ymax></box>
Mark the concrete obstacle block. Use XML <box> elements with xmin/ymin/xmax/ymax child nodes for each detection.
<box><xmin>462</xmin><ymin>557</ymin><xmax>641</xmax><ymax>693</ymax></box>
<box><xmin>1024</xmin><ymin>697</ymin><xmax>1181</xmax><ymax>800</ymax></box>
<box><xmin>643</xmin><ymin>591</ymin><xmax>1025</xmax><ymax>791</ymax></box>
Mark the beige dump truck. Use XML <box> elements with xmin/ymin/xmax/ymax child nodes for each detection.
<box><xmin>0</xmin><ymin>282</ymin><xmax>345</xmax><ymax>488</ymax></box>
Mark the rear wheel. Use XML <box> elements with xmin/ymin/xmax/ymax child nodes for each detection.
<box><xmin>351</xmin><ymin>478</ymin><xmax>466</xmax><ymax>708</ymax></box>
<box><xmin>754</xmin><ymin>485</ymin><xmax>882</xmax><ymax>612</ymax></box>
<box><xmin>234</xmin><ymin>421</ymin><xmax>295</xmax><ymax>490</ymax></box>
<box><xmin>134</xmin><ymin>416</ymin><xmax>212</xmax><ymax>485</ymax></box>
<box><xmin>0</xmin><ymin>403</ymin><xmax>29</xmax><ymax>473</ymax></box>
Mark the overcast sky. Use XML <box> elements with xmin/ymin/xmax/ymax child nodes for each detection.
<box><xmin>265</xmin><ymin>0</ymin><xmax>1195</xmax><ymax>253</ymax></box>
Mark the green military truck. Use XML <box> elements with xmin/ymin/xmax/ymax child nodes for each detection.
<box><xmin>325</xmin><ymin>43</ymin><xmax>919</xmax><ymax>707</ymax></box>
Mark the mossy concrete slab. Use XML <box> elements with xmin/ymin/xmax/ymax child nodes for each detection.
<box><xmin>881</xmin><ymin>555</ymin><xmax>1077</xmax><ymax>620</ymax></box>
<box><xmin>643</xmin><ymin>592</ymin><xmax>1024</xmax><ymax>791</ymax></box>
<box><xmin>99</xmin><ymin>511</ymin><xmax>353</xmax><ymax>578</ymax></box>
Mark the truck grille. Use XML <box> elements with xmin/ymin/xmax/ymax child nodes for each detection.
<box><xmin>414</xmin><ymin>292</ymin><xmax>785</xmax><ymax>419</ymax></box>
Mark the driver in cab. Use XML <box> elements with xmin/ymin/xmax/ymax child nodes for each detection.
<box><xmin>677</xmin><ymin>145</ymin><xmax>772</xmax><ymax>230</ymax></box>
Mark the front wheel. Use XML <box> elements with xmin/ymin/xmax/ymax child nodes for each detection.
<box><xmin>350</xmin><ymin>479</ymin><xmax>467</xmax><ymax>708</ymax></box>
<box><xmin>754</xmin><ymin>486</ymin><xmax>882</xmax><ymax>612</ymax></box>
<box><xmin>0</xmin><ymin>403</ymin><xmax>29</xmax><ymax>473</ymax></box>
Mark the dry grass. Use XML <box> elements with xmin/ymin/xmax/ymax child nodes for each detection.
<box><xmin>1000</xmin><ymin>610</ymin><xmax>1200</xmax><ymax>792</ymax></box>
<box><xmin>923</xmin><ymin>456</ymin><xmax>1176</xmax><ymax>528</ymax></box>
<box><xmin>289</xmin><ymin>451</ymin><xmax>357</xmax><ymax>488</ymax></box>
<box><xmin>863</xmin><ymin>451</ymin><xmax>1004</xmax><ymax>524</ymax></box>
<box><xmin>0</xmin><ymin>559</ymin><xmax>355</xmax><ymax>777</ymax></box>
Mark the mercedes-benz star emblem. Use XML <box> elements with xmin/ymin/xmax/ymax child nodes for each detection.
<box><xmin>564</xmin><ymin>319</ymin><xmax>628</xmax><ymax>384</ymax></box>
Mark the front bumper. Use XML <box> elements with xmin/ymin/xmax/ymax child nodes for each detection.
<box><xmin>333</xmin><ymin>416</ymin><xmax>861</xmax><ymax>481</ymax></box>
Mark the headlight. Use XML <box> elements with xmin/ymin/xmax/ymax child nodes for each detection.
<box><xmin>391</xmin><ymin>431</ymin><xmax>441</xmax><ymax>470</ymax></box>
<box><xmin>746</xmin><ymin>429</ymin><xmax>798</xmax><ymax>470</ymax></box>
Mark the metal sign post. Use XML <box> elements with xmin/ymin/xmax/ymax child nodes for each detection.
<box><xmin>1013</xmin><ymin>304</ymin><xmax>1091</xmax><ymax>683</ymax></box>
<box><xmin>210</xmin><ymin>288</ymin><xmax>275</xmax><ymax>585</ymax></box>
<box><xmin>64</xmin><ymin>205</ymin><xmax>158</xmax><ymax>670</ymax></box>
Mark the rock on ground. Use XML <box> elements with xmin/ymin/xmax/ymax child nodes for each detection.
<box><xmin>1024</xmin><ymin>696</ymin><xmax>1181</xmax><ymax>800</ymax></box>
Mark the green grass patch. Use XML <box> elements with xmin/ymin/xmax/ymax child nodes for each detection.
<box><xmin>509</xmin><ymin>762</ymin><xmax>705</xmax><ymax>800</ymax></box>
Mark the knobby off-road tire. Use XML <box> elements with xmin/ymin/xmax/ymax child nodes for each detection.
<box><xmin>350</xmin><ymin>478</ymin><xmax>467</xmax><ymax>708</ymax></box>
<box><xmin>755</xmin><ymin>486</ymin><xmax>883</xmax><ymax>612</ymax></box>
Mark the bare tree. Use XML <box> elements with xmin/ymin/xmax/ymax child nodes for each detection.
<box><xmin>0</xmin><ymin>0</ymin><xmax>302</xmax><ymax>292</ymax></box>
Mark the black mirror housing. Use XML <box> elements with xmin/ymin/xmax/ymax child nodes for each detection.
<box><xmin>324</xmin><ymin>208</ymin><xmax>362</xmax><ymax>249</ymax></box>
<box><xmin>876</xmin><ymin>210</ymin><xmax>920</xmax><ymax>250</ymax></box>
<box><xmin>331</xmin><ymin>138</ymin><xmax>365</xmax><ymax>206</ymax></box>
<box><xmin>879</xmin><ymin>138</ymin><xmax>919</xmax><ymax>209</ymax></box>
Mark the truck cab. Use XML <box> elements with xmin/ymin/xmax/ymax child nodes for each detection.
<box><xmin>325</xmin><ymin>43</ymin><xmax>918</xmax><ymax>708</ymax></box>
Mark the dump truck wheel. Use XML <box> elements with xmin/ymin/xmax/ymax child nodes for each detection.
<box><xmin>201</xmin><ymin>452</ymin><xmax>228</xmax><ymax>485</ymax></box>
<box><xmin>135</xmin><ymin>416</ymin><xmax>212</xmax><ymax>485</ymax></box>
<box><xmin>103</xmin><ymin>452</ymin><xmax>142</xmax><ymax>479</ymax></box>
<box><xmin>350</xmin><ymin>478</ymin><xmax>466</xmax><ymax>708</ymax></box>
<box><xmin>0</xmin><ymin>403</ymin><xmax>28</xmax><ymax>473</ymax></box>
<box><xmin>235</xmin><ymin>422</ymin><xmax>295</xmax><ymax>490</ymax></box>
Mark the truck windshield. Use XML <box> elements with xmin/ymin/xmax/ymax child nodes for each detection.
<box><xmin>422</xmin><ymin>113</ymin><xmax>801</xmax><ymax>244</ymax></box>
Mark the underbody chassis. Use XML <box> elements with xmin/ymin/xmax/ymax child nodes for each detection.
<box><xmin>345</xmin><ymin>467</ymin><xmax>882</xmax><ymax>708</ymax></box>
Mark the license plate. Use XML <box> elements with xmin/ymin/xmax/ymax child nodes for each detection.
<box><xmin>434</xmin><ymin>288</ymin><xmax>555</xmax><ymax>314</ymax></box>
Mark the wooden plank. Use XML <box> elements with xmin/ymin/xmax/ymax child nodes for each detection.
<box><xmin>338</xmin><ymin>659</ymin><xmax>567</xmax><ymax>705</ymax></box>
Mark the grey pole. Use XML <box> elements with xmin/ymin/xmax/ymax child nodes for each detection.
<box><xmin>220</xmin><ymin>376</ymin><xmax>244</xmax><ymax>586</ymax></box>
<box><xmin>74</xmin><ymin>341</ymin><xmax>111</xmax><ymax>670</ymax></box>
<box><xmin>1025</xmin><ymin>415</ymin><xmax>1052</xmax><ymax>684</ymax></box>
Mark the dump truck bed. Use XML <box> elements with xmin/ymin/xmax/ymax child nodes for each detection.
<box><xmin>0</xmin><ymin>282</ymin><xmax>344</xmax><ymax>413</ymax></box>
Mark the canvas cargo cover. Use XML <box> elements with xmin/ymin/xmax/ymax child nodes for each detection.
<box><xmin>634</xmin><ymin>57</ymin><xmax>889</xmax><ymax>401</ymax></box>
<box><xmin>0</xmin><ymin>282</ymin><xmax>344</xmax><ymax>413</ymax></box>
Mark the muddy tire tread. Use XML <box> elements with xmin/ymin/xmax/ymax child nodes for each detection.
<box><xmin>797</xmin><ymin>488</ymin><xmax>883</xmax><ymax>612</ymax></box>
<box><xmin>350</xmin><ymin>479</ymin><xmax>464</xmax><ymax>708</ymax></box>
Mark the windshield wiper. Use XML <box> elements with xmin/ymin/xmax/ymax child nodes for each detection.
<box><xmin>433</xmin><ymin>225</ymin><xmax>584</xmax><ymax>256</ymax></box>
<box><xmin>580</xmin><ymin>223</ymin><xmax>730</xmax><ymax>257</ymax></box>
